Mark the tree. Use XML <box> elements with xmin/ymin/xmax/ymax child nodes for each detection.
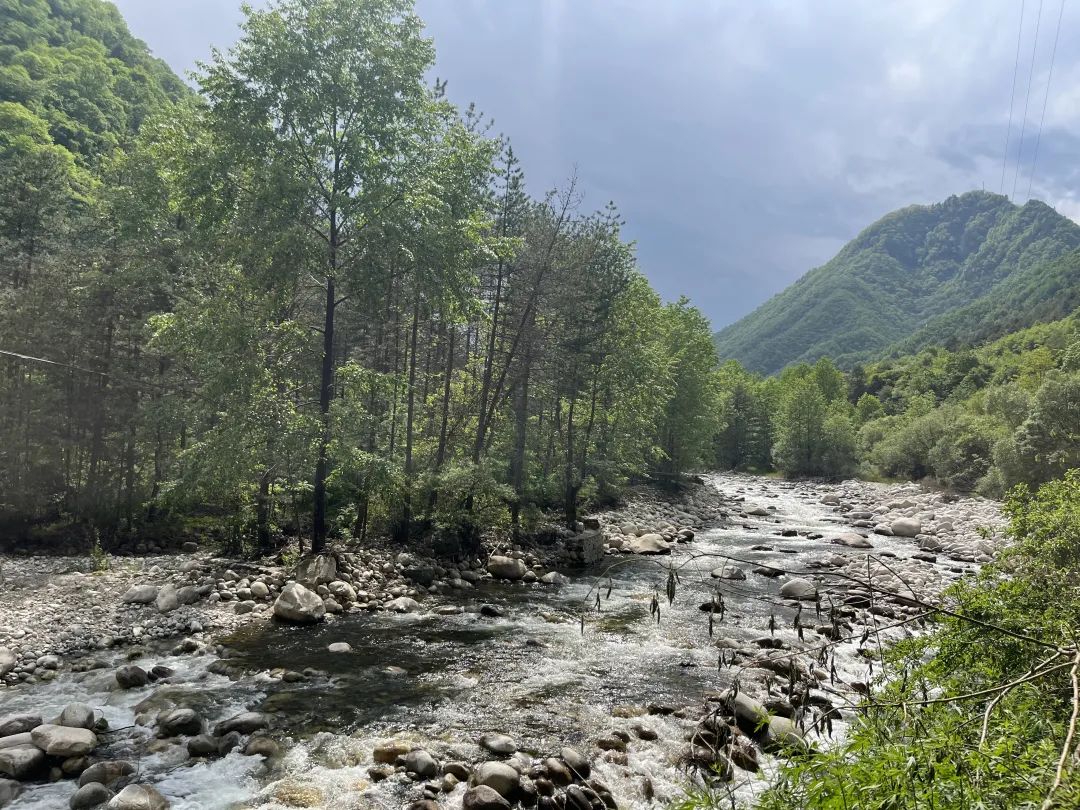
<box><xmin>200</xmin><ymin>0</ymin><xmax>443</xmax><ymax>552</ymax></box>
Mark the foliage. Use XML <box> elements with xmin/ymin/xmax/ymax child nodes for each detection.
<box><xmin>716</xmin><ymin>311</ymin><xmax>1080</xmax><ymax>493</ymax></box>
<box><xmin>714</xmin><ymin>191</ymin><xmax>1080</xmax><ymax>374</ymax></box>
<box><xmin>0</xmin><ymin>0</ymin><xmax>722</xmax><ymax>551</ymax></box>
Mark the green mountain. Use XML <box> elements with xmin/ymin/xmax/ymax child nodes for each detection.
<box><xmin>0</xmin><ymin>0</ymin><xmax>188</xmax><ymax>164</ymax></box>
<box><xmin>713</xmin><ymin>191</ymin><xmax>1080</xmax><ymax>373</ymax></box>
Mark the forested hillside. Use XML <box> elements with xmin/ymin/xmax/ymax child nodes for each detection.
<box><xmin>715</xmin><ymin>312</ymin><xmax>1080</xmax><ymax>495</ymax></box>
<box><xmin>713</xmin><ymin>191</ymin><xmax>1080</xmax><ymax>373</ymax></box>
<box><xmin>0</xmin><ymin>0</ymin><xmax>722</xmax><ymax>552</ymax></box>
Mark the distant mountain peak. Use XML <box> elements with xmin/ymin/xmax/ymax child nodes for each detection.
<box><xmin>713</xmin><ymin>191</ymin><xmax>1080</xmax><ymax>373</ymax></box>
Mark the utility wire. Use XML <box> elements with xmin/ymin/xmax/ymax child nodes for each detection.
<box><xmin>1012</xmin><ymin>0</ymin><xmax>1046</xmax><ymax>201</ymax></box>
<box><xmin>1027</xmin><ymin>0</ymin><xmax>1067</xmax><ymax>201</ymax></box>
<box><xmin>1001</xmin><ymin>0</ymin><xmax>1027</xmax><ymax>195</ymax></box>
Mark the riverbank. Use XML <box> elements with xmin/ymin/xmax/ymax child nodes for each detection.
<box><xmin>0</xmin><ymin>475</ymin><xmax>1004</xmax><ymax>809</ymax></box>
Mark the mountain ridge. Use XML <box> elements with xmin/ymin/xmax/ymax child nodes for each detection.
<box><xmin>713</xmin><ymin>191</ymin><xmax>1080</xmax><ymax>373</ymax></box>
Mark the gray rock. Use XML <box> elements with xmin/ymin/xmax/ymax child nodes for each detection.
<box><xmin>243</xmin><ymin>737</ymin><xmax>281</xmax><ymax>758</ymax></box>
<box><xmin>462</xmin><ymin>785</ymin><xmax>511</xmax><ymax>810</ymax></box>
<box><xmin>711</xmin><ymin>565</ymin><xmax>746</xmax><ymax>580</ymax></box>
<box><xmin>79</xmin><ymin>761</ymin><xmax>136</xmax><ymax>787</ymax></box>
<box><xmin>479</xmin><ymin>733</ymin><xmax>517</xmax><ymax>756</ymax></box>
<box><xmin>486</xmin><ymin>556</ymin><xmax>527</xmax><ymax>581</ymax></box>
<box><xmin>625</xmin><ymin>534</ymin><xmax>671</xmax><ymax>555</ymax></box>
<box><xmin>472</xmin><ymin>761</ymin><xmax>519</xmax><ymax>797</ymax></box>
<box><xmin>385</xmin><ymin>597</ymin><xmax>420</xmax><ymax>613</ymax></box>
<box><xmin>115</xmin><ymin>666</ymin><xmax>149</xmax><ymax>689</ymax></box>
<box><xmin>891</xmin><ymin>518</ymin><xmax>922</xmax><ymax>538</ymax></box>
<box><xmin>155</xmin><ymin>584</ymin><xmax>179</xmax><ymax>613</ymax></box>
<box><xmin>405</xmin><ymin>748</ymin><xmax>440</xmax><ymax>779</ymax></box>
<box><xmin>106</xmin><ymin>784</ymin><xmax>169</xmax><ymax>810</ymax></box>
<box><xmin>327</xmin><ymin>642</ymin><xmax>352</xmax><ymax>653</ymax></box>
<box><xmin>0</xmin><ymin>715</ymin><xmax>40</xmax><ymax>737</ymax></box>
<box><xmin>157</xmin><ymin>709</ymin><xmax>201</xmax><ymax>737</ymax></box>
<box><xmin>765</xmin><ymin>715</ymin><xmax>808</xmax><ymax>752</ymax></box>
<box><xmin>0</xmin><ymin>745</ymin><xmax>44</xmax><ymax>779</ymax></box>
<box><xmin>0</xmin><ymin>650</ymin><xmax>13</xmax><ymax>679</ymax></box>
<box><xmin>730</xmin><ymin>693</ymin><xmax>770</xmax><ymax>735</ymax></box>
<box><xmin>273</xmin><ymin>583</ymin><xmax>325</xmax><ymax>624</ymax></box>
<box><xmin>830</xmin><ymin>532</ymin><xmax>873</xmax><ymax>549</ymax></box>
<box><xmin>58</xmin><ymin>704</ymin><xmax>96</xmax><ymax>730</ymax></box>
<box><xmin>295</xmin><ymin>555</ymin><xmax>337</xmax><ymax>588</ymax></box>
<box><xmin>70</xmin><ymin>782</ymin><xmax>114</xmax><ymax>809</ymax></box>
<box><xmin>249</xmin><ymin>581</ymin><xmax>269</xmax><ymax>599</ymax></box>
<box><xmin>121</xmin><ymin>585</ymin><xmax>158</xmax><ymax>605</ymax></box>
<box><xmin>185</xmin><ymin>736</ymin><xmax>218</xmax><ymax>758</ymax></box>
<box><xmin>560</xmin><ymin>747</ymin><xmax>590</xmax><ymax>778</ymax></box>
<box><xmin>0</xmin><ymin>735</ymin><xmax>31</xmax><ymax>751</ymax></box>
<box><xmin>779</xmin><ymin>577</ymin><xmax>818</xmax><ymax>601</ymax></box>
<box><xmin>214</xmin><ymin>712</ymin><xmax>270</xmax><ymax>736</ymax></box>
<box><xmin>30</xmin><ymin>725</ymin><xmax>96</xmax><ymax>757</ymax></box>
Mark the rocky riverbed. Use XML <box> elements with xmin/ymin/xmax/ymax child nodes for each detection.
<box><xmin>0</xmin><ymin>474</ymin><xmax>1005</xmax><ymax>809</ymax></box>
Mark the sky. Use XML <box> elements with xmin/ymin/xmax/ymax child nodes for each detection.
<box><xmin>111</xmin><ymin>0</ymin><xmax>1080</xmax><ymax>331</ymax></box>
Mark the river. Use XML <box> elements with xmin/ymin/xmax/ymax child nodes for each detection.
<box><xmin>1</xmin><ymin>473</ymin><xmax>997</xmax><ymax>809</ymax></box>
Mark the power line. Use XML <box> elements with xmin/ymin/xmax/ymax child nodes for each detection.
<box><xmin>1027</xmin><ymin>0</ymin><xmax>1066</xmax><ymax>201</ymax></box>
<box><xmin>1012</xmin><ymin>0</ymin><xmax>1046</xmax><ymax>201</ymax></box>
<box><xmin>1001</xmin><ymin>0</ymin><xmax>1027</xmax><ymax>195</ymax></box>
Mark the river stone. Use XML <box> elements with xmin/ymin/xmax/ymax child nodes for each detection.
<box><xmin>121</xmin><ymin>585</ymin><xmax>158</xmax><ymax>605</ymax></box>
<box><xmin>463</xmin><ymin>785</ymin><xmax>511</xmax><ymax>810</ymax></box>
<box><xmin>891</xmin><ymin>518</ymin><xmax>922</xmax><ymax>538</ymax></box>
<box><xmin>479</xmin><ymin>733</ymin><xmax>517</xmax><ymax>756</ymax></box>
<box><xmin>831</xmin><ymin>532</ymin><xmax>873</xmax><ymax>549</ymax></box>
<box><xmin>385</xmin><ymin>597</ymin><xmax>420</xmax><ymax>613</ymax></box>
<box><xmin>115</xmin><ymin>666</ymin><xmax>149</xmax><ymax>689</ymax></box>
<box><xmin>155</xmin><ymin>584</ymin><xmax>179</xmax><ymax>613</ymax></box>
<box><xmin>543</xmin><ymin>758</ymin><xmax>573</xmax><ymax>786</ymax></box>
<box><xmin>58</xmin><ymin>704</ymin><xmax>96</xmax><ymax>730</ymax></box>
<box><xmin>0</xmin><ymin>745</ymin><xmax>44</xmax><ymax>779</ymax></box>
<box><xmin>107</xmin><ymin>784</ymin><xmax>169</xmax><ymax>810</ymax></box>
<box><xmin>273</xmin><ymin>583</ymin><xmax>325</xmax><ymax>623</ymax></box>
<box><xmin>730</xmin><ymin>693</ymin><xmax>770</xmax><ymax>735</ymax></box>
<box><xmin>405</xmin><ymin>748</ymin><xmax>440</xmax><ymax>779</ymax></box>
<box><xmin>0</xmin><ymin>735</ymin><xmax>31</xmax><ymax>751</ymax></box>
<box><xmin>214</xmin><ymin>712</ymin><xmax>270</xmax><ymax>736</ymax></box>
<box><xmin>244</xmin><ymin>737</ymin><xmax>281</xmax><ymax>759</ymax></box>
<box><xmin>472</xmin><ymin>761</ymin><xmax>519</xmax><ymax>797</ymax></box>
<box><xmin>249</xmin><ymin>581</ymin><xmax>270</xmax><ymax>599</ymax></box>
<box><xmin>711</xmin><ymin>565</ymin><xmax>746</xmax><ymax>580</ymax></box>
<box><xmin>779</xmin><ymin>577</ymin><xmax>817</xmax><ymax>601</ymax></box>
<box><xmin>540</xmin><ymin>572</ymin><xmax>567</xmax><ymax>586</ymax></box>
<box><xmin>79</xmin><ymin>761</ymin><xmax>136</xmax><ymax>787</ymax></box>
<box><xmin>70</xmin><ymin>782</ymin><xmax>114</xmax><ymax>809</ymax></box>
<box><xmin>327</xmin><ymin>642</ymin><xmax>352</xmax><ymax>653</ymax></box>
<box><xmin>327</xmin><ymin>580</ymin><xmax>356</xmax><ymax>603</ymax></box>
<box><xmin>0</xmin><ymin>779</ymin><xmax>21</xmax><ymax>807</ymax></box>
<box><xmin>185</xmin><ymin>736</ymin><xmax>218</xmax><ymax>758</ymax></box>
<box><xmin>0</xmin><ymin>715</ymin><xmax>40</xmax><ymax>737</ymax></box>
<box><xmin>31</xmin><ymin>725</ymin><xmax>96</xmax><ymax>757</ymax></box>
<box><xmin>296</xmin><ymin>555</ymin><xmax>337</xmax><ymax>587</ymax></box>
<box><xmin>157</xmin><ymin>708</ymin><xmax>201</xmax><ymax>737</ymax></box>
<box><xmin>560</xmin><ymin>747</ymin><xmax>590</xmax><ymax>779</ymax></box>
<box><xmin>0</xmin><ymin>650</ymin><xmax>14</xmax><ymax>679</ymax></box>
<box><xmin>765</xmin><ymin>716</ymin><xmax>808</xmax><ymax>752</ymax></box>
<box><xmin>399</xmin><ymin>554</ymin><xmax>437</xmax><ymax>587</ymax></box>
<box><xmin>176</xmin><ymin>586</ymin><xmax>200</xmax><ymax>606</ymax></box>
<box><xmin>373</xmin><ymin>740</ymin><xmax>410</xmax><ymax>764</ymax></box>
<box><xmin>625</xmin><ymin>534</ymin><xmax>671</xmax><ymax>555</ymax></box>
<box><xmin>487</xmin><ymin>556</ymin><xmax>527</xmax><ymax>581</ymax></box>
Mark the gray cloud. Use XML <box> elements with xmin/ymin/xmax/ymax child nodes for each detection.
<box><xmin>112</xmin><ymin>0</ymin><xmax>1080</xmax><ymax>329</ymax></box>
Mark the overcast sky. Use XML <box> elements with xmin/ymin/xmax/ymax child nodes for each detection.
<box><xmin>111</xmin><ymin>0</ymin><xmax>1080</xmax><ymax>330</ymax></box>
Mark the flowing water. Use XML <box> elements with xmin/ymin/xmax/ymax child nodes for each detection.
<box><xmin>3</xmin><ymin>475</ymin><xmax>957</xmax><ymax>809</ymax></box>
